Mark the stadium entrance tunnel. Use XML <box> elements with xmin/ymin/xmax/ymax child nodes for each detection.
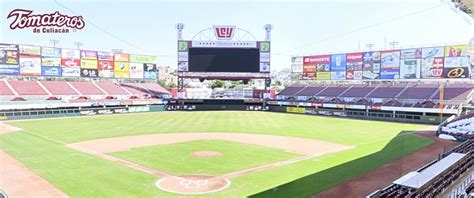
<box><xmin>156</xmin><ymin>175</ymin><xmax>230</xmax><ymax>195</ymax></box>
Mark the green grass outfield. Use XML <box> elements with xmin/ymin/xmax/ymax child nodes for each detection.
<box><xmin>0</xmin><ymin>111</ymin><xmax>433</xmax><ymax>197</ymax></box>
<box><xmin>110</xmin><ymin>140</ymin><xmax>300</xmax><ymax>175</ymax></box>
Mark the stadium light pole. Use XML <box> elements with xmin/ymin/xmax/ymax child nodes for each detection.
<box><xmin>366</xmin><ymin>43</ymin><xmax>375</xmax><ymax>51</ymax></box>
<box><xmin>74</xmin><ymin>42</ymin><xmax>83</xmax><ymax>50</ymax></box>
<box><xmin>50</xmin><ymin>39</ymin><xmax>60</xmax><ymax>47</ymax></box>
<box><xmin>389</xmin><ymin>41</ymin><xmax>399</xmax><ymax>49</ymax></box>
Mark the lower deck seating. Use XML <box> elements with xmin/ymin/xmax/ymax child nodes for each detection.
<box><xmin>0</xmin><ymin>80</ymin><xmax>170</xmax><ymax>101</ymax></box>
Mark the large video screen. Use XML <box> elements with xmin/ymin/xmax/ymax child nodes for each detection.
<box><xmin>188</xmin><ymin>47</ymin><xmax>260</xmax><ymax>72</ymax></box>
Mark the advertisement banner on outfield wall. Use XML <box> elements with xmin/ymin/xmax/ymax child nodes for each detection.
<box><xmin>346</xmin><ymin>62</ymin><xmax>363</xmax><ymax>71</ymax></box>
<box><xmin>380</xmin><ymin>69</ymin><xmax>399</xmax><ymax>79</ymax></box>
<box><xmin>178</xmin><ymin>62</ymin><xmax>188</xmax><ymax>71</ymax></box>
<box><xmin>303</xmin><ymin>63</ymin><xmax>316</xmax><ymax>73</ymax></box>
<box><xmin>114</xmin><ymin>61</ymin><xmax>130</xmax><ymax>78</ymax></box>
<box><xmin>80</xmin><ymin>68</ymin><xmax>98</xmax><ymax>78</ymax></box>
<box><xmin>346</xmin><ymin>70</ymin><xmax>354</xmax><ymax>80</ymax></box>
<box><xmin>362</xmin><ymin>62</ymin><xmax>380</xmax><ymax>79</ymax></box>
<box><xmin>316</xmin><ymin>63</ymin><xmax>331</xmax><ymax>72</ymax></box>
<box><xmin>291</xmin><ymin>57</ymin><xmax>303</xmax><ymax>73</ymax></box>
<box><xmin>144</xmin><ymin>72</ymin><xmax>157</xmax><ymax>79</ymax></box>
<box><xmin>381</xmin><ymin>50</ymin><xmax>400</xmax><ymax>70</ymax></box>
<box><xmin>41</xmin><ymin>66</ymin><xmax>62</xmax><ymax>76</ymax></box>
<box><xmin>286</xmin><ymin>107</ymin><xmax>305</xmax><ymax>113</ymax></box>
<box><xmin>400</xmin><ymin>59</ymin><xmax>421</xmax><ymax>79</ymax></box>
<box><xmin>98</xmin><ymin>60</ymin><xmax>114</xmax><ymax>70</ymax></box>
<box><xmin>444</xmin><ymin>45</ymin><xmax>467</xmax><ymax>57</ymax></box>
<box><xmin>421</xmin><ymin>57</ymin><xmax>444</xmax><ymax>78</ymax></box>
<box><xmin>330</xmin><ymin>54</ymin><xmax>346</xmax><ymax>71</ymax></box>
<box><xmin>331</xmin><ymin>71</ymin><xmax>345</xmax><ymax>80</ymax></box>
<box><xmin>346</xmin><ymin>52</ymin><xmax>363</xmax><ymax>62</ymax></box>
<box><xmin>363</xmin><ymin>70</ymin><xmax>380</xmax><ymax>79</ymax></box>
<box><xmin>19</xmin><ymin>45</ymin><xmax>41</xmax><ymax>56</ymax></box>
<box><xmin>80</xmin><ymin>59</ymin><xmax>98</xmax><ymax>69</ymax></box>
<box><xmin>260</xmin><ymin>53</ymin><xmax>270</xmax><ymax>63</ymax></box>
<box><xmin>400</xmin><ymin>48</ymin><xmax>422</xmax><ymax>59</ymax></box>
<box><xmin>421</xmin><ymin>46</ymin><xmax>444</xmax><ymax>58</ymax></box>
<box><xmin>41</xmin><ymin>47</ymin><xmax>61</xmax><ymax>57</ymax></box>
<box><xmin>302</xmin><ymin>72</ymin><xmax>316</xmax><ymax>80</ymax></box>
<box><xmin>114</xmin><ymin>53</ymin><xmax>129</xmax><ymax>62</ymax></box>
<box><xmin>98</xmin><ymin>61</ymin><xmax>113</xmax><ymax>78</ymax></box>
<box><xmin>144</xmin><ymin>63</ymin><xmax>157</xmax><ymax>72</ymax></box>
<box><xmin>444</xmin><ymin>57</ymin><xmax>470</xmax><ymax>68</ymax></box>
<box><xmin>80</xmin><ymin>50</ymin><xmax>98</xmax><ymax>60</ymax></box>
<box><xmin>61</xmin><ymin>49</ymin><xmax>80</xmax><ymax>59</ymax></box>
<box><xmin>0</xmin><ymin>43</ymin><xmax>19</xmax><ymax>65</ymax></box>
<box><xmin>62</xmin><ymin>67</ymin><xmax>80</xmax><ymax>77</ymax></box>
<box><xmin>303</xmin><ymin>72</ymin><xmax>316</xmax><ymax>80</ymax></box>
<box><xmin>130</xmin><ymin>54</ymin><xmax>157</xmax><ymax>63</ymax></box>
<box><xmin>98</xmin><ymin>52</ymin><xmax>114</xmax><ymax>61</ymax></box>
<box><xmin>316</xmin><ymin>71</ymin><xmax>330</xmax><ymax>80</ymax></box>
<box><xmin>260</xmin><ymin>62</ymin><xmax>270</xmax><ymax>72</ymax></box>
<box><xmin>353</xmin><ymin>70</ymin><xmax>363</xmax><ymax>80</ymax></box>
<box><xmin>130</xmin><ymin>63</ymin><xmax>144</xmax><ymax>78</ymax></box>
<box><xmin>304</xmin><ymin>55</ymin><xmax>331</xmax><ymax>64</ymax></box>
<box><xmin>98</xmin><ymin>70</ymin><xmax>114</xmax><ymax>78</ymax></box>
<box><xmin>443</xmin><ymin>67</ymin><xmax>469</xmax><ymax>78</ymax></box>
<box><xmin>303</xmin><ymin>56</ymin><xmax>318</xmax><ymax>74</ymax></box>
<box><xmin>362</xmin><ymin>51</ymin><xmax>381</xmax><ymax>62</ymax></box>
<box><xmin>61</xmin><ymin>58</ymin><xmax>80</xmax><ymax>67</ymax></box>
<box><xmin>0</xmin><ymin>64</ymin><xmax>19</xmax><ymax>75</ymax></box>
<box><xmin>41</xmin><ymin>57</ymin><xmax>61</xmax><ymax>67</ymax></box>
<box><xmin>19</xmin><ymin>55</ymin><xmax>41</xmax><ymax>76</ymax></box>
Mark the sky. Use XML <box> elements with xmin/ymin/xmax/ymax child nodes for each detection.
<box><xmin>1</xmin><ymin>0</ymin><xmax>473</xmax><ymax>71</ymax></box>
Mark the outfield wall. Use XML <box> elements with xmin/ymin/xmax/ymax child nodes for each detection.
<box><xmin>166</xmin><ymin>99</ymin><xmax>448</xmax><ymax>124</ymax></box>
<box><xmin>268</xmin><ymin>105</ymin><xmax>448</xmax><ymax>124</ymax></box>
<box><xmin>0</xmin><ymin>105</ymin><xmax>165</xmax><ymax>120</ymax></box>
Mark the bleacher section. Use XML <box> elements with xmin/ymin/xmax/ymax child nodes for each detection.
<box><xmin>0</xmin><ymin>80</ymin><xmax>170</xmax><ymax>101</ymax></box>
<box><xmin>95</xmin><ymin>82</ymin><xmax>129</xmax><ymax>95</ymax></box>
<box><xmin>8</xmin><ymin>80</ymin><xmax>48</xmax><ymax>96</ymax></box>
<box><xmin>340</xmin><ymin>85</ymin><xmax>375</xmax><ymax>98</ymax></box>
<box><xmin>120</xmin><ymin>83</ymin><xmax>150</xmax><ymax>96</ymax></box>
<box><xmin>439</xmin><ymin>113</ymin><xmax>474</xmax><ymax>141</ymax></box>
<box><xmin>443</xmin><ymin>84</ymin><xmax>474</xmax><ymax>100</ymax></box>
<box><xmin>367</xmin><ymin>84</ymin><xmax>406</xmax><ymax>99</ymax></box>
<box><xmin>68</xmin><ymin>82</ymin><xmax>105</xmax><ymax>96</ymax></box>
<box><xmin>40</xmin><ymin>81</ymin><xmax>79</xmax><ymax>96</ymax></box>
<box><xmin>0</xmin><ymin>81</ymin><xmax>14</xmax><ymax>96</ymax></box>
<box><xmin>398</xmin><ymin>84</ymin><xmax>438</xmax><ymax>100</ymax></box>
<box><xmin>370</xmin><ymin>140</ymin><xmax>473</xmax><ymax>198</ymax></box>
<box><xmin>277</xmin><ymin>83</ymin><xmax>473</xmax><ymax>108</ymax></box>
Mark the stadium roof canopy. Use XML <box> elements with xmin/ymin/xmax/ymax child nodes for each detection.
<box><xmin>397</xmin><ymin>152</ymin><xmax>466</xmax><ymax>189</ymax></box>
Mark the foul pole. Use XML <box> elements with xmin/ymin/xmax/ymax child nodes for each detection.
<box><xmin>439</xmin><ymin>82</ymin><xmax>444</xmax><ymax>123</ymax></box>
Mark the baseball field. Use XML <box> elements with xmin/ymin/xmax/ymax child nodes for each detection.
<box><xmin>0</xmin><ymin>111</ymin><xmax>434</xmax><ymax>197</ymax></box>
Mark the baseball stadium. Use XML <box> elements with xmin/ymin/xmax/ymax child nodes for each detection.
<box><xmin>1</xmin><ymin>0</ymin><xmax>473</xmax><ymax>198</ymax></box>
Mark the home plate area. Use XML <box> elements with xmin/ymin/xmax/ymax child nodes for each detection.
<box><xmin>156</xmin><ymin>175</ymin><xmax>230</xmax><ymax>194</ymax></box>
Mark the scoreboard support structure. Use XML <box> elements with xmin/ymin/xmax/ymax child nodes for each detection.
<box><xmin>175</xmin><ymin>24</ymin><xmax>272</xmax><ymax>98</ymax></box>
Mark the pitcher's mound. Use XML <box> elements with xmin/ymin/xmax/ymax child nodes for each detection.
<box><xmin>156</xmin><ymin>175</ymin><xmax>230</xmax><ymax>195</ymax></box>
<box><xmin>189</xmin><ymin>151</ymin><xmax>223</xmax><ymax>158</ymax></box>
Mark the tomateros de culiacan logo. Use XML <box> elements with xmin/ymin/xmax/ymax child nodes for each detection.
<box><xmin>7</xmin><ymin>9</ymin><xmax>85</xmax><ymax>33</ymax></box>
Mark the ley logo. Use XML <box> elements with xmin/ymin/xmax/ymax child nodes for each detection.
<box><xmin>214</xmin><ymin>25</ymin><xmax>235</xmax><ymax>40</ymax></box>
